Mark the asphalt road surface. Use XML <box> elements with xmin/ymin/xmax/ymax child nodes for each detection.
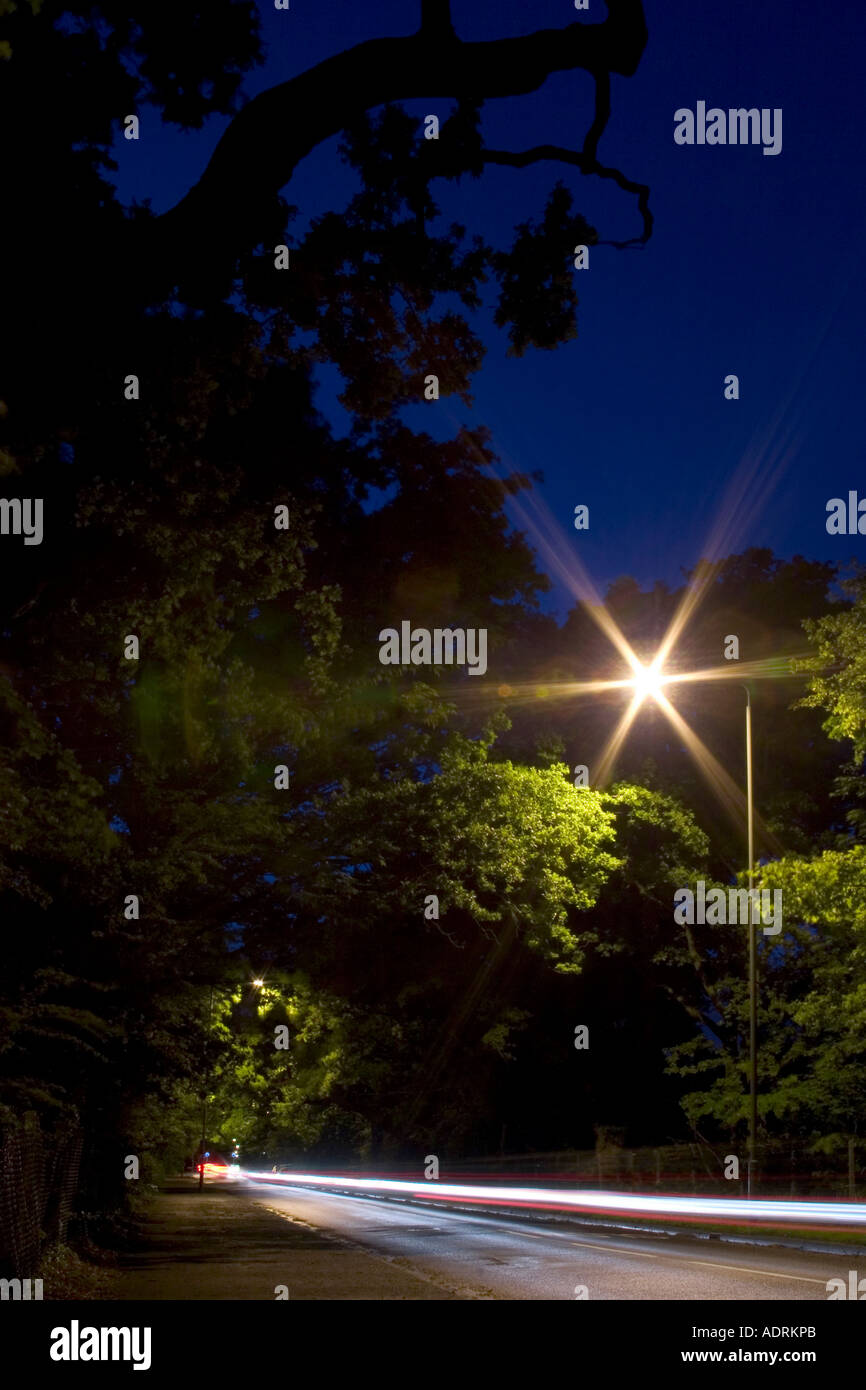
<box><xmin>246</xmin><ymin>1180</ymin><xmax>859</xmax><ymax>1301</ymax></box>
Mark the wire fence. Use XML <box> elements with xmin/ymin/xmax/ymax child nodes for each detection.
<box><xmin>0</xmin><ymin>1112</ymin><xmax>83</xmax><ymax>1278</ymax></box>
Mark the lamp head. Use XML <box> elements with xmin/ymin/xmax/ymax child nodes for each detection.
<box><xmin>631</xmin><ymin>664</ymin><xmax>666</xmax><ymax>702</ymax></box>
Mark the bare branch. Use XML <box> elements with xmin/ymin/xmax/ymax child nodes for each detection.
<box><xmin>583</xmin><ymin>70</ymin><xmax>611</xmax><ymax>163</ymax></box>
<box><xmin>434</xmin><ymin>920</ymin><xmax>466</xmax><ymax>949</ymax></box>
<box><xmin>481</xmin><ymin>143</ymin><xmax>652</xmax><ymax>249</ymax></box>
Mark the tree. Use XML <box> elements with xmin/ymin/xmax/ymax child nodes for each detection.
<box><xmin>215</xmin><ymin>769</ymin><xmax>720</xmax><ymax>1156</ymax></box>
<box><xmin>2</xmin><ymin>0</ymin><xmax>737</xmax><ymax>1198</ymax></box>
<box><xmin>795</xmin><ymin>567</ymin><xmax>866</xmax><ymax>837</ymax></box>
<box><xmin>2</xmin><ymin>2</ymin><xmax>650</xmax><ymax>440</ymax></box>
<box><xmin>138</xmin><ymin>0</ymin><xmax>651</xmax><ymax>305</ymax></box>
<box><xmin>237</xmin><ymin>737</ymin><xmax>620</xmax><ymax>1153</ymax></box>
<box><xmin>667</xmin><ymin>847</ymin><xmax>866</xmax><ymax>1153</ymax></box>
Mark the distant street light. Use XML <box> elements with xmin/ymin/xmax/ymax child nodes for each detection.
<box><xmin>199</xmin><ymin>979</ymin><xmax>263</xmax><ymax>1187</ymax></box>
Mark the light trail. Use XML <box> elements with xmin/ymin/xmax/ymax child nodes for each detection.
<box><xmin>245</xmin><ymin>1171</ymin><xmax>866</xmax><ymax>1227</ymax></box>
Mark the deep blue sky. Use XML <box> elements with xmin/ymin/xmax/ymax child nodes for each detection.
<box><xmin>109</xmin><ymin>0</ymin><xmax>866</xmax><ymax>614</ymax></box>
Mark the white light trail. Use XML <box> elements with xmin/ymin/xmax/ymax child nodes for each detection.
<box><xmin>244</xmin><ymin>1171</ymin><xmax>866</xmax><ymax>1227</ymax></box>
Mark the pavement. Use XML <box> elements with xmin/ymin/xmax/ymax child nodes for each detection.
<box><xmin>113</xmin><ymin>1179</ymin><xmax>461</xmax><ymax>1299</ymax></box>
<box><xmin>111</xmin><ymin>1177</ymin><xmax>865</xmax><ymax>1300</ymax></box>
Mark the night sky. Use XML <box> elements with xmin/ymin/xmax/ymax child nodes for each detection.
<box><xmin>109</xmin><ymin>0</ymin><xmax>866</xmax><ymax>614</ymax></box>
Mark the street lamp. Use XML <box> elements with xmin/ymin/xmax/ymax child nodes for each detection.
<box><xmin>630</xmin><ymin>664</ymin><xmax>667</xmax><ymax>702</ymax></box>
<box><xmin>628</xmin><ymin>662</ymin><xmax>760</xmax><ymax>1195</ymax></box>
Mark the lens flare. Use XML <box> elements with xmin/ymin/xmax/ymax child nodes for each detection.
<box><xmin>630</xmin><ymin>664</ymin><xmax>666</xmax><ymax>703</ymax></box>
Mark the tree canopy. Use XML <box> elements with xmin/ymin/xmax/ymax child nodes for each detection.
<box><xmin>1</xmin><ymin>0</ymin><xmax>863</xmax><ymax>1206</ymax></box>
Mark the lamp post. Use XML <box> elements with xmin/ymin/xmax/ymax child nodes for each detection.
<box><xmin>627</xmin><ymin>664</ymin><xmax>761</xmax><ymax>1197</ymax></box>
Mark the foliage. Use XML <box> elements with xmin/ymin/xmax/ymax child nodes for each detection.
<box><xmin>667</xmin><ymin>846</ymin><xmax>866</xmax><ymax>1147</ymax></box>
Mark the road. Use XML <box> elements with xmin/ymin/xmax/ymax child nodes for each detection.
<box><xmin>245</xmin><ymin>1179</ymin><xmax>859</xmax><ymax>1301</ymax></box>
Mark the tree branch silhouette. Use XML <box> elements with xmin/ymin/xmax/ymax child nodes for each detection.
<box><xmin>481</xmin><ymin>143</ymin><xmax>652</xmax><ymax>249</ymax></box>
<box><xmin>140</xmin><ymin>0</ymin><xmax>649</xmax><ymax>299</ymax></box>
